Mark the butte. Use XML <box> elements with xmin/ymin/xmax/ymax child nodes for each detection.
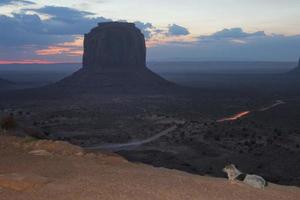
<box><xmin>52</xmin><ymin>22</ymin><xmax>174</xmax><ymax>94</ymax></box>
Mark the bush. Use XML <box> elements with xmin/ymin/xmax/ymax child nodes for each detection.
<box><xmin>0</xmin><ymin>115</ymin><xmax>17</xmax><ymax>130</ymax></box>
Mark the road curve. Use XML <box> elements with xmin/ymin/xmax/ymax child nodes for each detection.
<box><xmin>85</xmin><ymin>125</ymin><xmax>178</xmax><ymax>151</ymax></box>
<box><xmin>85</xmin><ymin>100</ymin><xmax>286</xmax><ymax>151</ymax></box>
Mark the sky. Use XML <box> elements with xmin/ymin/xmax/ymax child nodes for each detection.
<box><xmin>0</xmin><ymin>0</ymin><xmax>299</xmax><ymax>63</ymax></box>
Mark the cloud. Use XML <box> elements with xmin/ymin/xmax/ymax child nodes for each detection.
<box><xmin>148</xmin><ymin>28</ymin><xmax>300</xmax><ymax>61</ymax></box>
<box><xmin>0</xmin><ymin>0</ymin><xmax>35</xmax><ymax>6</ymax></box>
<box><xmin>0</xmin><ymin>6</ymin><xmax>112</xmax><ymax>62</ymax></box>
<box><xmin>0</xmin><ymin>5</ymin><xmax>161</xmax><ymax>62</ymax></box>
<box><xmin>32</xmin><ymin>6</ymin><xmax>94</xmax><ymax>18</ymax></box>
<box><xmin>0</xmin><ymin>3</ymin><xmax>298</xmax><ymax>63</ymax></box>
<box><xmin>0</xmin><ymin>14</ymin><xmax>72</xmax><ymax>46</ymax></box>
<box><xmin>24</xmin><ymin>6</ymin><xmax>111</xmax><ymax>35</ymax></box>
<box><xmin>35</xmin><ymin>37</ymin><xmax>83</xmax><ymax>57</ymax></box>
<box><xmin>167</xmin><ymin>24</ymin><xmax>190</xmax><ymax>36</ymax></box>
<box><xmin>134</xmin><ymin>21</ymin><xmax>154</xmax><ymax>39</ymax></box>
<box><xmin>199</xmin><ymin>27</ymin><xmax>266</xmax><ymax>41</ymax></box>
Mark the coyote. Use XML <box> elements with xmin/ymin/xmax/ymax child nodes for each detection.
<box><xmin>223</xmin><ymin>164</ymin><xmax>267</xmax><ymax>189</ymax></box>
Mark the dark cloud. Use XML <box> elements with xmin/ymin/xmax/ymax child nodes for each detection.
<box><xmin>0</xmin><ymin>6</ymin><xmax>112</xmax><ymax>61</ymax></box>
<box><xmin>0</xmin><ymin>6</ymin><xmax>112</xmax><ymax>46</ymax></box>
<box><xmin>116</xmin><ymin>20</ymin><xmax>158</xmax><ymax>39</ymax></box>
<box><xmin>134</xmin><ymin>21</ymin><xmax>154</xmax><ymax>38</ymax></box>
<box><xmin>0</xmin><ymin>0</ymin><xmax>35</xmax><ymax>6</ymax></box>
<box><xmin>24</xmin><ymin>6</ymin><xmax>111</xmax><ymax>35</ymax></box>
<box><xmin>0</xmin><ymin>13</ymin><xmax>72</xmax><ymax>46</ymax></box>
<box><xmin>167</xmin><ymin>24</ymin><xmax>190</xmax><ymax>36</ymax></box>
<box><xmin>200</xmin><ymin>28</ymin><xmax>266</xmax><ymax>41</ymax></box>
<box><xmin>148</xmin><ymin>28</ymin><xmax>300</xmax><ymax>61</ymax></box>
<box><xmin>28</xmin><ymin>6</ymin><xmax>95</xmax><ymax>21</ymax></box>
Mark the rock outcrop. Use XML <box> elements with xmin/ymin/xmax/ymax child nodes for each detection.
<box><xmin>54</xmin><ymin>22</ymin><xmax>173</xmax><ymax>93</ymax></box>
<box><xmin>83</xmin><ymin>22</ymin><xmax>146</xmax><ymax>70</ymax></box>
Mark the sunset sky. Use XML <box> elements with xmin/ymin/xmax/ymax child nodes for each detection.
<box><xmin>0</xmin><ymin>0</ymin><xmax>299</xmax><ymax>63</ymax></box>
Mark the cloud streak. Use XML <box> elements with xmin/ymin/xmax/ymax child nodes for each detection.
<box><xmin>167</xmin><ymin>24</ymin><xmax>190</xmax><ymax>36</ymax></box>
<box><xmin>0</xmin><ymin>0</ymin><xmax>35</xmax><ymax>6</ymax></box>
<box><xmin>148</xmin><ymin>28</ymin><xmax>300</xmax><ymax>61</ymax></box>
<box><xmin>199</xmin><ymin>28</ymin><xmax>265</xmax><ymax>41</ymax></box>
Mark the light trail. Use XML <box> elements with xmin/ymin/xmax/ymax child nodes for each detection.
<box><xmin>217</xmin><ymin>111</ymin><xmax>251</xmax><ymax>122</ymax></box>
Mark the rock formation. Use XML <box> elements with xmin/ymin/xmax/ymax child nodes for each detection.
<box><xmin>55</xmin><ymin>22</ymin><xmax>173</xmax><ymax>93</ymax></box>
<box><xmin>83</xmin><ymin>22</ymin><xmax>146</xmax><ymax>70</ymax></box>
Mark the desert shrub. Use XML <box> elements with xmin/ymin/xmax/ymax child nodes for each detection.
<box><xmin>0</xmin><ymin>115</ymin><xmax>17</xmax><ymax>130</ymax></box>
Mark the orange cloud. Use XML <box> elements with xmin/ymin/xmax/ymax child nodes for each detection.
<box><xmin>35</xmin><ymin>37</ymin><xmax>83</xmax><ymax>56</ymax></box>
<box><xmin>36</xmin><ymin>46</ymin><xmax>72</xmax><ymax>55</ymax></box>
<box><xmin>146</xmin><ymin>34</ymin><xmax>197</xmax><ymax>48</ymax></box>
<box><xmin>0</xmin><ymin>59</ymin><xmax>56</xmax><ymax>64</ymax></box>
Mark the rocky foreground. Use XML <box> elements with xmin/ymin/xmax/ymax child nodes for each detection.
<box><xmin>0</xmin><ymin>134</ymin><xmax>299</xmax><ymax>200</ymax></box>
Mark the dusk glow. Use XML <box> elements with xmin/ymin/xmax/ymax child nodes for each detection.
<box><xmin>0</xmin><ymin>0</ymin><xmax>299</xmax><ymax>62</ymax></box>
<box><xmin>0</xmin><ymin>59</ymin><xmax>57</xmax><ymax>64</ymax></box>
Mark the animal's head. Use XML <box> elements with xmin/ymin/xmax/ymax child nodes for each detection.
<box><xmin>223</xmin><ymin>164</ymin><xmax>237</xmax><ymax>173</ymax></box>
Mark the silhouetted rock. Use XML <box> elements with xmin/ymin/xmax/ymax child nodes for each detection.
<box><xmin>83</xmin><ymin>22</ymin><xmax>146</xmax><ymax>70</ymax></box>
<box><xmin>53</xmin><ymin>22</ymin><xmax>173</xmax><ymax>93</ymax></box>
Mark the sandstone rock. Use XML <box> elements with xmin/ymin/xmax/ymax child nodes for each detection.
<box><xmin>84</xmin><ymin>152</ymin><xmax>97</xmax><ymax>159</ymax></box>
<box><xmin>29</xmin><ymin>149</ymin><xmax>52</xmax><ymax>156</ymax></box>
<box><xmin>0</xmin><ymin>173</ymin><xmax>49</xmax><ymax>191</ymax></box>
<box><xmin>75</xmin><ymin>151</ymin><xmax>84</xmax><ymax>156</ymax></box>
<box><xmin>83</xmin><ymin>22</ymin><xmax>146</xmax><ymax>70</ymax></box>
